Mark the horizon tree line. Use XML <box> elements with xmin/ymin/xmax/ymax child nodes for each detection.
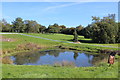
<box><xmin>0</xmin><ymin>14</ymin><xmax>119</xmax><ymax>43</ymax></box>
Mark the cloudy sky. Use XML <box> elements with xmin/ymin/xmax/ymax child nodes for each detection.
<box><xmin>2</xmin><ymin>2</ymin><xmax>118</xmax><ymax>27</ymax></box>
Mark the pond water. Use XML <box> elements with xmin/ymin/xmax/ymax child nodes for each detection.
<box><xmin>10</xmin><ymin>50</ymin><xmax>109</xmax><ymax>67</ymax></box>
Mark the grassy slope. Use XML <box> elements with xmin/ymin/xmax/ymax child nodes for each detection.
<box><xmin>2</xmin><ymin>34</ymin><xmax>60</xmax><ymax>49</ymax></box>
<box><xmin>1</xmin><ymin>33</ymin><xmax>119</xmax><ymax>78</ymax></box>
<box><xmin>2</xmin><ymin>33</ymin><xmax>118</xmax><ymax>49</ymax></box>
<box><xmin>2</xmin><ymin>33</ymin><xmax>118</xmax><ymax>57</ymax></box>
<box><xmin>2</xmin><ymin>62</ymin><xmax>118</xmax><ymax>78</ymax></box>
<box><xmin>26</xmin><ymin>33</ymin><xmax>118</xmax><ymax>47</ymax></box>
<box><xmin>23</xmin><ymin>33</ymin><xmax>118</xmax><ymax>51</ymax></box>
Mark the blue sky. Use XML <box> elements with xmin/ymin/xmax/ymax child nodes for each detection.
<box><xmin>2</xmin><ymin>2</ymin><xmax>118</xmax><ymax>27</ymax></box>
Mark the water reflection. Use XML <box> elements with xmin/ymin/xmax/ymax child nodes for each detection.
<box><xmin>10</xmin><ymin>50</ymin><xmax>109</xmax><ymax>67</ymax></box>
<box><xmin>73</xmin><ymin>52</ymin><xmax>79</xmax><ymax>60</ymax></box>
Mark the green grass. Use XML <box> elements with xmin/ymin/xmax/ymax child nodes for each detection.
<box><xmin>23</xmin><ymin>33</ymin><xmax>118</xmax><ymax>51</ymax></box>
<box><xmin>26</xmin><ymin>33</ymin><xmax>75</xmax><ymax>42</ymax></box>
<box><xmin>1</xmin><ymin>33</ymin><xmax>118</xmax><ymax>57</ymax></box>
<box><xmin>2</xmin><ymin>33</ymin><xmax>118</xmax><ymax>49</ymax></box>
<box><xmin>2</xmin><ymin>34</ymin><xmax>60</xmax><ymax>49</ymax></box>
<box><xmin>1</xmin><ymin>33</ymin><xmax>119</xmax><ymax>78</ymax></box>
<box><xmin>2</xmin><ymin>61</ymin><xmax>118</xmax><ymax>78</ymax></box>
<box><xmin>25</xmin><ymin>33</ymin><xmax>118</xmax><ymax>47</ymax></box>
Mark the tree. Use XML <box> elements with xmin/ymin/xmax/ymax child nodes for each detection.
<box><xmin>81</xmin><ymin>24</ymin><xmax>93</xmax><ymax>38</ymax></box>
<box><xmin>39</xmin><ymin>25</ymin><xmax>46</xmax><ymax>33</ymax></box>
<box><xmin>47</xmin><ymin>23</ymin><xmax>61</xmax><ymax>33</ymax></box>
<box><xmin>116</xmin><ymin>22</ymin><xmax>120</xmax><ymax>43</ymax></box>
<box><xmin>12</xmin><ymin>17</ymin><xmax>24</xmax><ymax>32</ymax></box>
<box><xmin>73</xmin><ymin>28</ymin><xmax>78</xmax><ymax>42</ymax></box>
<box><xmin>24</xmin><ymin>20</ymin><xmax>30</xmax><ymax>33</ymax></box>
<box><xmin>1</xmin><ymin>19</ymin><xmax>12</xmax><ymax>32</ymax></box>
<box><xmin>90</xmin><ymin>14</ymin><xmax>118</xmax><ymax>43</ymax></box>
<box><xmin>76</xmin><ymin>25</ymin><xmax>84</xmax><ymax>35</ymax></box>
<box><xmin>24</xmin><ymin>20</ymin><xmax>41</xmax><ymax>33</ymax></box>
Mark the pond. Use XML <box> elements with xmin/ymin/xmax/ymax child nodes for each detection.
<box><xmin>9</xmin><ymin>50</ymin><xmax>109</xmax><ymax>67</ymax></box>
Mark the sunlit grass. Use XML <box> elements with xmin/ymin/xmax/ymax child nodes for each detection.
<box><xmin>2</xmin><ymin>61</ymin><xmax>118</xmax><ymax>78</ymax></box>
<box><xmin>2</xmin><ymin>33</ymin><xmax>118</xmax><ymax>55</ymax></box>
<box><xmin>2</xmin><ymin>33</ymin><xmax>119</xmax><ymax>78</ymax></box>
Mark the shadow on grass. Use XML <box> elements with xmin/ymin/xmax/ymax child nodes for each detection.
<box><xmin>62</xmin><ymin>39</ymin><xmax>95</xmax><ymax>44</ymax></box>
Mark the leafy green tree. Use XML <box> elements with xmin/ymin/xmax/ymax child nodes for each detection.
<box><xmin>24</xmin><ymin>20</ymin><xmax>30</xmax><ymax>33</ymax></box>
<box><xmin>24</xmin><ymin>20</ymin><xmax>41</xmax><ymax>33</ymax></box>
<box><xmin>91</xmin><ymin>14</ymin><xmax>118</xmax><ymax>43</ymax></box>
<box><xmin>1</xmin><ymin>19</ymin><xmax>12</xmax><ymax>32</ymax></box>
<box><xmin>73</xmin><ymin>28</ymin><xmax>78</xmax><ymax>42</ymax></box>
<box><xmin>76</xmin><ymin>25</ymin><xmax>84</xmax><ymax>35</ymax></box>
<box><xmin>47</xmin><ymin>23</ymin><xmax>61</xmax><ymax>33</ymax></box>
<box><xmin>81</xmin><ymin>24</ymin><xmax>93</xmax><ymax>38</ymax></box>
<box><xmin>116</xmin><ymin>22</ymin><xmax>120</xmax><ymax>43</ymax></box>
<box><xmin>39</xmin><ymin>25</ymin><xmax>46</xmax><ymax>33</ymax></box>
<box><xmin>12</xmin><ymin>17</ymin><xmax>24</xmax><ymax>32</ymax></box>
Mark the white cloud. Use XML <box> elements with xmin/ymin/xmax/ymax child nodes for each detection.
<box><xmin>44</xmin><ymin>2</ymin><xmax>83</xmax><ymax>11</ymax></box>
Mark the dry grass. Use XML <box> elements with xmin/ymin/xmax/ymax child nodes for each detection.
<box><xmin>16</xmin><ymin>42</ymin><xmax>45</xmax><ymax>51</ymax></box>
<box><xmin>1</xmin><ymin>42</ymin><xmax>47</xmax><ymax>56</ymax></box>
<box><xmin>0</xmin><ymin>35</ymin><xmax>16</xmax><ymax>42</ymax></box>
<box><xmin>2</xmin><ymin>56</ymin><xmax>13</xmax><ymax>64</ymax></box>
<box><xmin>54</xmin><ymin>61</ymin><xmax>76</xmax><ymax>67</ymax></box>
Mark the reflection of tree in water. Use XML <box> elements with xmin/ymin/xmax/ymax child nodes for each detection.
<box><xmin>91</xmin><ymin>54</ymin><xmax>109</xmax><ymax>65</ymax></box>
<box><xmin>12</xmin><ymin>50</ymin><xmax>108</xmax><ymax>65</ymax></box>
<box><xmin>73</xmin><ymin>51</ymin><xmax>109</xmax><ymax>65</ymax></box>
<box><xmin>13</xmin><ymin>51</ymin><xmax>46</xmax><ymax>65</ymax></box>
<box><xmin>47</xmin><ymin>50</ymin><xmax>59</xmax><ymax>57</ymax></box>
<box><xmin>13</xmin><ymin>50</ymin><xmax>61</xmax><ymax>65</ymax></box>
<box><xmin>73</xmin><ymin>52</ymin><xmax>79</xmax><ymax>60</ymax></box>
<box><xmin>84</xmin><ymin>53</ymin><xmax>92</xmax><ymax>63</ymax></box>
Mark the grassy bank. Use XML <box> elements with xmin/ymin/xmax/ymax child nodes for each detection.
<box><xmin>2</xmin><ymin>34</ymin><xmax>60</xmax><ymax>56</ymax></box>
<box><xmin>1</xmin><ymin>33</ymin><xmax>119</xmax><ymax>78</ymax></box>
<box><xmin>2</xmin><ymin>62</ymin><xmax>118</xmax><ymax>78</ymax></box>
<box><xmin>2</xmin><ymin>33</ymin><xmax>118</xmax><ymax>57</ymax></box>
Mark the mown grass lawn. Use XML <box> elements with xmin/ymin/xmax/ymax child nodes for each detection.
<box><xmin>2</xmin><ymin>34</ymin><xmax>60</xmax><ymax>49</ymax></box>
<box><xmin>2</xmin><ymin>33</ymin><xmax>118</xmax><ymax>49</ymax></box>
<box><xmin>27</xmin><ymin>33</ymin><xmax>118</xmax><ymax>47</ymax></box>
<box><xmin>22</xmin><ymin>33</ymin><xmax>118</xmax><ymax>51</ymax></box>
<box><xmin>2</xmin><ymin>62</ymin><xmax>118</xmax><ymax>78</ymax></box>
<box><xmin>1</xmin><ymin>33</ymin><xmax>118</xmax><ymax>57</ymax></box>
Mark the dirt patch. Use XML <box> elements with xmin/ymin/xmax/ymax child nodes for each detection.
<box><xmin>0</xmin><ymin>35</ymin><xmax>16</xmax><ymax>42</ymax></box>
<box><xmin>73</xmin><ymin>41</ymin><xmax>81</xmax><ymax>44</ymax></box>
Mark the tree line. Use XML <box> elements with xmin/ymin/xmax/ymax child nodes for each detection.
<box><xmin>0</xmin><ymin>14</ymin><xmax>120</xmax><ymax>43</ymax></box>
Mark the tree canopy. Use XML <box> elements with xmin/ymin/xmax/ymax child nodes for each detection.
<box><xmin>1</xmin><ymin>14</ymin><xmax>119</xmax><ymax>43</ymax></box>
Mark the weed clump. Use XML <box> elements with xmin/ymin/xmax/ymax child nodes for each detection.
<box><xmin>2</xmin><ymin>56</ymin><xmax>13</xmax><ymax>64</ymax></box>
<box><xmin>16</xmin><ymin>42</ymin><xmax>44</xmax><ymax>51</ymax></box>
